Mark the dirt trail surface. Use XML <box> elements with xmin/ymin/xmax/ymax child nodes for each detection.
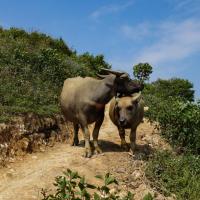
<box><xmin>0</xmin><ymin>107</ymin><xmax>171</xmax><ymax>200</ymax></box>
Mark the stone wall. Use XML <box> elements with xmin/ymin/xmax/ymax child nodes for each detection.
<box><xmin>0</xmin><ymin>113</ymin><xmax>73</xmax><ymax>166</ymax></box>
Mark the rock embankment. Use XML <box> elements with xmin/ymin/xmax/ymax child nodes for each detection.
<box><xmin>0</xmin><ymin>114</ymin><xmax>73</xmax><ymax>166</ymax></box>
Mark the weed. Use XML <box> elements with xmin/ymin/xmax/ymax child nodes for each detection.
<box><xmin>41</xmin><ymin>169</ymin><xmax>134</xmax><ymax>200</ymax></box>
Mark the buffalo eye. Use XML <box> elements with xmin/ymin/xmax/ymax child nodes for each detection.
<box><xmin>127</xmin><ymin>105</ymin><xmax>133</xmax><ymax>111</ymax></box>
<box><xmin>116</xmin><ymin>106</ymin><xmax>121</xmax><ymax>111</ymax></box>
<box><xmin>115</xmin><ymin>105</ymin><xmax>120</xmax><ymax>112</ymax></box>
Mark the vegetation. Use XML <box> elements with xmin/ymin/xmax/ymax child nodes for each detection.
<box><xmin>1</xmin><ymin>26</ymin><xmax>200</xmax><ymax>199</ymax></box>
<box><xmin>144</xmin><ymin>97</ymin><xmax>200</xmax><ymax>199</ymax></box>
<box><xmin>140</xmin><ymin>67</ymin><xmax>199</xmax><ymax>153</ymax></box>
<box><xmin>144</xmin><ymin>78</ymin><xmax>194</xmax><ymax>102</ymax></box>
<box><xmin>142</xmin><ymin>193</ymin><xmax>154</xmax><ymax>200</ymax></box>
<box><xmin>142</xmin><ymin>67</ymin><xmax>200</xmax><ymax>199</ymax></box>
<box><xmin>145</xmin><ymin>95</ymin><xmax>200</xmax><ymax>153</ymax></box>
<box><xmin>74</xmin><ymin>52</ymin><xmax>111</xmax><ymax>77</ymax></box>
<box><xmin>146</xmin><ymin>151</ymin><xmax>200</xmax><ymax>200</ymax></box>
<box><xmin>41</xmin><ymin>169</ymin><xmax>134</xmax><ymax>200</ymax></box>
<box><xmin>133</xmin><ymin>63</ymin><xmax>153</xmax><ymax>83</ymax></box>
<box><xmin>0</xmin><ymin>27</ymin><xmax>110</xmax><ymax>122</ymax></box>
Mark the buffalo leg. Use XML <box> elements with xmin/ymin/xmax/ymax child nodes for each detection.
<box><xmin>72</xmin><ymin>123</ymin><xmax>79</xmax><ymax>146</ymax></box>
<box><xmin>118</xmin><ymin>127</ymin><xmax>129</xmax><ymax>151</ymax></box>
<box><xmin>130</xmin><ymin>128</ymin><xmax>137</xmax><ymax>153</ymax></box>
<box><xmin>81</xmin><ymin>125</ymin><xmax>92</xmax><ymax>158</ymax></box>
<box><xmin>92</xmin><ymin>113</ymin><xmax>104</xmax><ymax>154</ymax></box>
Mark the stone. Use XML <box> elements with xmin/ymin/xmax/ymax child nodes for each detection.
<box><xmin>116</xmin><ymin>167</ymin><xmax>126</xmax><ymax>173</ymax></box>
<box><xmin>131</xmin><ymin>170</ymin><xmax>142</xmax><ymax>180</ymax></box>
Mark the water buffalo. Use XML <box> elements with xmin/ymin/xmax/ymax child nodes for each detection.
<box><xmin>109</xmin><ymin>92</ymin><xmax>144</xmax><ymax>153</ymax></box>
<box><xmin>60</xmin><ymin>69</ymin><xmax>143</xmax><ymax>157</ymax></box>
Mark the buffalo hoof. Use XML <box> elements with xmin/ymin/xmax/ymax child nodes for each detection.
<box><xmin>84</xmin><ymin>149</ymin><xmax>92</xmax><ymax>158</ymax></box>
<box><xmin>72</xmin><ymin>138</ymin><xmax>79</xmax><ymax>146</ymax></box>
<box><xmin>130</xmin><ymin>143</ymin><xmax>136</xmax><ymax>154</ymax></box>
<box><xmin>94</xmin><ymin>146</ymin><xmax>102</xmax><ymax>155</ymax></box>
<box><xmin>121</xmin><ymin>143</ymin><xmax>130</xmax><ymax>152</ymax></box>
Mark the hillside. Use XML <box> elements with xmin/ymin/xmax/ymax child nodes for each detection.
<box><xmin>1</xmin><ymin>27</ymin><xmax>200</xmax><ymax>200</ymax></box>
<box><xmin>0</xmin><ymin>27</ymin><xmax>110</xmax><ymax>122</ymax></box>
<box><xmin>0</xmin><ymin>105</ymin><xmax>172</xmax><ymax>200</ymax></box>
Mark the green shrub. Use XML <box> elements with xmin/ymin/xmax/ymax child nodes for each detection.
<box><xmin>144</xmin><ymin>78</ymin><xmax>194</xmax><ymax>102</ymax></box>
<box><xmin>142</xmin><ymin>193</ymin><xmax>154</xmax><ymax>200</ymax></box>
<box><xmin>144</xmin><ymin>94</ymin><xmax>200</xmax><ymax>154</ymax></box>
<box><xmin>41</xmin><ymin>169</ymin><xmax>134</xmax><ymax>200</ymax></box>
<box><xmin>74</xmin><ymin>52</ymin><xmax>111</xmax><ymax>77</ymax></box>
<box><xmin>146</xmin><ymin>151</ymin><xmax>200</xmax><ymax>200</ymax></box>
<box><xmin>0</xmin><ymin>27</ymin><xmax>110</xmax><ymax>122</ymax></box>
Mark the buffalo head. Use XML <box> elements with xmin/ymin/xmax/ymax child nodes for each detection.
<box><xmin>97</xmin><ymin>68</ymin><xmax>144</xmax><ymax>96</ymax></box>
<box><xmin>115</xmin><ymin>92</ymin><xmax>142</xmax><ymax>127</ymax></box>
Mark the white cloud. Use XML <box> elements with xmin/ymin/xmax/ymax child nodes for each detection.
<box><xmin>109</xmin><ymin>18</ymin><xmax>200</xmax><ymax>81</ymax></box>
<box><xmin>166</xmin><ymin>0</ymin><xmax>200</xmax><ymax>18</ymax></box>
<box><xmin>121</xmin><ymin>22</ymin><xmax>151</xmax><ymax>40</ymax></box>
<box><xmin>173</xmin><ymin>0</ymin><xmax>200</xmax><ymax>11</ymax></box>
<box><xmin>136</xmin><ymin>19</ymin><xmax>200</xmax><ymax>65</ymax></box>
<box><xmin>90</xmin><ymin>1</ymin><xmax>134</xmax><ymax>20</ymax></box>
<box><xmin>174</xmin><ymin>0</ymin><xmax>194</xmax><ymax>10</ymax></box>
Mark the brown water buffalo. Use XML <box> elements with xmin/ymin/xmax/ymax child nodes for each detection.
<box><xmin>60</xmin><ymin>69</ymin><xmax>144</xmax><ymax>157</ymax></box>
<box><xmin>109</xmin><ymin>92</ymin><xmax>144</xmax><ymax>153</ymax></box>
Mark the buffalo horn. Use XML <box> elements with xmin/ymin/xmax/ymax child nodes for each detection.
<box><xmin>100</xmin><ymin>68</ymin><xmax>127</xmax><ymax>76</ymax></box>
<box><xmin>96</xmin><ymin>73</ymin><xmax>108</xmax><ymax>79</ymax></box>
<box><xmin>120</xmin><ymin>73</ymin><xmax>130</xmax><ymax>78</ymax></box>
<box><xmin>132</xmin><ymin>92</ymin><xmax>141</xmax><ymax>102</ymax></box>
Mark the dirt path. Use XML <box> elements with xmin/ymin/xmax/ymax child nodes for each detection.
<box><xmin>0</xmin><ymin>108</ymin><xmax>171</xmax><ymax>200</ymax></box>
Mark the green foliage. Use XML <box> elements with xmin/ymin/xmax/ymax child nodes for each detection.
<box><xmin>41</xmin><ymin>169</ymin><xmax>134</xmax><ymax>200</ymax></box>
<box><xmin>0</xmin><ymin>27</ymin><xmax>110</xmax><ymax>122</ymax></box>
<box><xmin>74</xmin><ymin>52</ymin><xmax>111</xmax><ymax>77</ymax></box>
<box><xmin>144</xmin><ymin>77</ymin><xmax>200</xmax><ymax>199</ymax></box>
<box><xmin>133</xmin><ymin>63</ymin><xmax>153</xmax><ymax>82</ymax></box>
<box><xmin>145</xmin><ymin>95</ymin><xmax>200</xmax><ymax>153</ymax></box>
<box><xmin>142</xmin><ymin>193</ymin><xmax>154</xmax><ymax>200</ymax></box>
<box><xmin>144</xmin><ymin>78</ymin><xmax>194</xmax><ymax>102</ymax></box>
<box><xmin>146</xmin><ymin>151</ymin><xmax>200</xmax><ymax>200</ymax></box>
<box><xmin>0</xmin><ymin>27</ymin><xmax>73</xmax><ymax>55</ymax></box>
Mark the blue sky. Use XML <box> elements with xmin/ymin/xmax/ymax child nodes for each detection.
<box><xmin>0</xmin><ymin>0</ymin><xmax>200</xmax><ymax>97</ymax></box>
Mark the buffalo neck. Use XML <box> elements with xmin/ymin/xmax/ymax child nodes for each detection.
<box><xmin>92</xmin><ymin>79</ymin><xmax>115</xmax><ymax>104</ymax></box>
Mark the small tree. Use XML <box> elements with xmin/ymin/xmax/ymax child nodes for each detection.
<box><xmin>133</xmin><ymin>63</ymin><xmax>153</xmax><ymax>82</ymax></box>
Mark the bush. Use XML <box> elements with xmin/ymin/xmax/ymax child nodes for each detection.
<box><xmin>144</xmin><ymin>78</ymin><xmax>194</xmax><ymax>102</ymax></box>
<box><xmin>146</xmin><ymin>151</ymin><xmax>200</xmax><ymax>200</ymax></box>
<box><xmin>144</xmin><ymin>95</ymin><xmax>200</xmax><ymax>153</ymax></box>
<box><xmin>0</xmin><ymin>27</ymin><xmax>110</xmax><ymax>122</ymax></box>
<box><xmin>74</xmin><ymin>52</ymin><xmax>111</xmax><ymax>77</ymax></box>
<box><xmin>142</xmin><ymin>193</ymin><xmax>154</xmax><ymax>200</ymax></box>
<box><xmin>41</xmin><ymin>169</ymin><xmax>134</xmax><ymax>200</ymax></box>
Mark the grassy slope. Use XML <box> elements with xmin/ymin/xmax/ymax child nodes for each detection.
<box><xmin>0</xmin><ymin>27</ymin><xmax>110</xmax><ymax>122</ymax></box>
<box><xmin>144</xmin><ymin>89</ymin><xmax>200</xmax><ymax>199</ymax></box>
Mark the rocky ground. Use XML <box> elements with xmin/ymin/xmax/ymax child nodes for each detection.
<box><xmin>0</xmin><ymin>106</ymin><xmax>173</xmax><ymax>200</ymax></box>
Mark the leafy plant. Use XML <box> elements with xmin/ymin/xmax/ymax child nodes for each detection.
<box><xmin>144</xmin><ymin>95</ymin><xmax>200</xmax><ymax>153</ymax></box>
<box><xmin>0</xmin><ymin>27</ymin><xmax>110</xmax><ymax>122</ymax></box>
<box><xmin>41</xmin><ymin>169</ymin><xmax>134</xmax><ymax>200</ymax></box>
<box><xmin>143</xmin><ymin>193</ymin><xmax>154</xmax><ymax>200</ymax></box>
<box><xmin>144</xmin><ymin>78</ymin><xmax>194</xmax><ymax>102</ymax></box>
<box><xmin>146</xmin><ymin>151</ymin><xmax>200</xmax><ymax>200</ymax></box>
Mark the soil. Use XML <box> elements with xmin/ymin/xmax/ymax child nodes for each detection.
<box><xmin>0</xmin><ymin>106</ymin><xmax>172</xmax><ymax>200</ymax></box>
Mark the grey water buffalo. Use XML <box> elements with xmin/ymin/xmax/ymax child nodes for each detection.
<box><xmin>60</xmin><ymin>69</ymin><xmax>144</xmax><ymax>157</ymax></box>
<box><xmin>109</xmin><ymin>92</ymin><xmax>144</xmax><ymax>153</ymax></box>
